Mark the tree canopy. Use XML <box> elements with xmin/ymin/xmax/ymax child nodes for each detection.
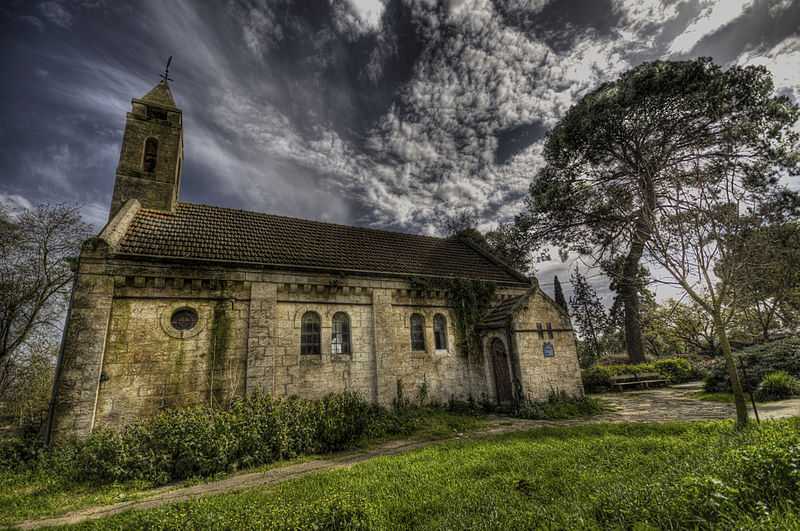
<box><xmin>517</xmin><ymin>57</ymin><xmax>799</xmax><ymax>364</ymax></box>
<box><xmin>0</xmin><ymin>204</ymin><xmax>89</xmax><ymax>394</ymax></box>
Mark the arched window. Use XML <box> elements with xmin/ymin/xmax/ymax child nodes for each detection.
<box><xmin>300</xmin><ymin>311</ymin><xmax>321</xmax><ymax>355</ymax></box>
<box><xmin>433</xmin><ymin>314</ymin><xmax>447</xmax><ymax>350</ymax></box>
<box><xmin>143</xmin><ymin>138</ymin><xmax>159</xmax><ymax>173</ymax></box>
<box><xmin>331</xmin><ymin>312</ymin><xmax>351</xmax><ymax>355</ymax></box>
<box><xmin>410</xmin><ymin>314</ymin><xmax>425</xmax><ymax>351</ymax></box>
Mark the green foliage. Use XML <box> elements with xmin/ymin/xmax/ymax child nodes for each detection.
<box><xmin>446</xmin><ymin>278</ymin><xmax>496</xmax><ymax>357</ymax></box>
<box><xmin>594</xmin><ymin>421</ymin><xmax>800</xmax><ymax>529</ymax></box>
<box><xmin>514</xmin><ymin>391</ymin><xmax>603</xmax><ymax>420</ymax></box>
<box><xmin>68</xmin><ymin>420</ymin><xmax>800</xmax><ymax>530</ymax></box>
<box><xmin>722</xmin><ymin>222</ymin><xmax>800</xmax><ymax>339</ymax></box>
<box><xmin>0</xmin><ymin>337</ymin><xmax>56</xmax><ymax>432</ymax></box>
<box><xmin>643</xmin><ymin>297</ymin><xmax>720</xmax><ymax>357</ymax></box>
<box><xmin>652</xmin><ymin>358</ymin><xmax>695</xmax><ymax>383</ymax></box>
<box><xmin>553</xmin><ymin>275</ymin><xmax>567</xmax><ymax>312</ymax></box>
<box><xmin>0</xmin><ymin>391</ymin><xmax>489</xmax><ymax>501</ymax></box>
<box><xmin>0</xmin><ymin>430</ymin><xmax>45</xmax><ymax>470</ymax></box>
<box><xmin>582</xmin><ymin>357</ymin><xmax>701</xmax><ymax>392</ymax></box>
<box><xmin>569</xmin><ymin>267</ymin><xmax>608</xmax><ymax>366</ymax></box>
<box><xmin>755</xmin><ymin>371</ymin><xmax>800</xmax><ymax>402</ymax></box>
<box><xmin>704</xmin><ymin>336</ymin><xmax>800</xmax><ymax>393</ymax></box>
<box><xmin>519</xmin><ymin>57</ymin><xmax>800</xmax><ymax>367</ymax></box>
<box><xmin>407</xmin><ymin>276</ymin><xmax>496</xmax><ymax>358</ymax></box>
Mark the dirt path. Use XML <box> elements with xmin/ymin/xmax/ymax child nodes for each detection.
<box><xmin>14</xmin><ymin>383</ymin><xmax>799</xmax><ymax>529</ymax></box>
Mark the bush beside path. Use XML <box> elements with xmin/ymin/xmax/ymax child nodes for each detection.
<box><xmin>10</xmin><ymin>383</ymin><xmax>800</xmax><ymax>529</ymax></box>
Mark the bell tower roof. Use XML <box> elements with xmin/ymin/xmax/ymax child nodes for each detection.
<box><xmin>139</xmin><ymin>80</ymin><xmax>177</xmax><ymax>109</ymax></box>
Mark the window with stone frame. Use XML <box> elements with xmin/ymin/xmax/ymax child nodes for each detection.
<box><xmin>410</xmin><ymin>313</ymin><xmax>426</xmax><ymax>351</ymax></box>
<box><xmin>301</xmin><ymin>311</ymin><xmax>321</xmax><ymax>355</ymax></box>
<box><xmin>143</xmin><ymin>137</ymin><xmax>159</xmax><ymax>173</ymax></box>
<box><xmin>331</xmin><ymin>312</ymin><xmax>351</xmax><ymax>355</ymax></box>
<box><xmin>433</xmin><ymin>313</ymin><xmax>448</xmax><ymax>350</ymax></box>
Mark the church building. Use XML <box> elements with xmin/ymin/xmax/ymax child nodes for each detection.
<box><xmin>47</xmin><ymin>79</ymin><xmax>583</xmax><ymax>442</ymax></box>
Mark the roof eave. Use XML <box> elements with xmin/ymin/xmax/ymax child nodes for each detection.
<box><xmin>457</xmin><ymin>236</ymin><xmax>533</xmax><ymax>286</ymax></box>
<box><xmin>108</xmin><ymin>251</ymin><xmax>532</xmax><ymax>288</ymax></box>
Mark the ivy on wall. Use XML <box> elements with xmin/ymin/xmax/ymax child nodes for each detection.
<box><xmin>408</xmin><ymin>277</ymin><xmax>496</xmax><ymax>357</ymax></box>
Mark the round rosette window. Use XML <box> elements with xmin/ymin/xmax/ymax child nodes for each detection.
<box><xmin>171</xmin><ymin>307</ymin><xmax>199</xmax><ymax>331</ymax></box>
<box><xmin>161</xmin><ymin>305</ymin><xmax>204</xmax><ymax>339</ymax></box>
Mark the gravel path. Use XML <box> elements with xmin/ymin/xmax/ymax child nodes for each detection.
<box><xmin>14</xmin><ymin>383</ymin><xmax>799</xmax><ymax>529</ymax></box>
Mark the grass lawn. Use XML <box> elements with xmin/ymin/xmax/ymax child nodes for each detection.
<box><xmin>691</xmin><ymin>391</ymin><xmax>766</xmax><ymax>404</ymax></box>
<box><xmin>66</xmin><ymin>419</ymin><xmax>800</xmax><ymax>530</ymax></box>
<box><xmin>0</xmin><ymin>409</ymin><xmax>486</xmax><ymax>527</ymax></box>
<box><xmin>692</xmin><ymin>391</ymin><xmax>740</xmax><ymax>403</ymax></box>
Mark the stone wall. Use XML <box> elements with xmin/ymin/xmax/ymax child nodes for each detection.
<box><xmin>50</xmin><ymin>256</ymin><xmax>583</xmax><ymax>441</ymax></box>
<box><xmin>512</xmin><ymin>290</ymin><xmax>583</xmax><ymax>400</ymax></box>
<box><xmin>376</xmin><ymin>291</ymin><xmax>479</xmax><ymax>406</ymax></box>
<box><xmin>110</xmin><ymin>99</ymin><xmax>183</xmax><ymax>218</ymax></box>
<box><xmin>94</xmin><ymin>296</ymin><xmax>248</xmax><ymax>428</ymax></box>
<box><xmin>48</xmin><ymin>270</ymin><xmax>114</xmax><ymax>442</ymax></box>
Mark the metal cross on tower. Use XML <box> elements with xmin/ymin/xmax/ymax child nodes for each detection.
<box><xmin>160</xmin><ymin>56</ymin><xmax>173</xmax><ymax>83</ymax></box>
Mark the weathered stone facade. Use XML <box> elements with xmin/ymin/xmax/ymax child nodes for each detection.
<box><xmin>47</xmin><ymin>80</ymin><xmax>583</xmax><ymax>443</ymax></box>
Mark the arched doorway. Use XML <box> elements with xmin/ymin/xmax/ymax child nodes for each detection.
<box><xmin>490</xmin><ymin>338</ymin><xmax>513</xmax><ymax>403</ymax></box>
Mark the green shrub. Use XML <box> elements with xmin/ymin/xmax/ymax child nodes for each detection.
<box><xmin>514</xmin><ymin>391</ymin><xmax>603</xmax><ymax>420</ymax></box>
<box><xmin>653</xmin><ymin>358</ymin><xmax>696</xmax><ymax>383</ymax></box>
<box><xmin>2</xmin><ymin>391</ymin><xmax>462</xmax><ymax>487</ymax></box>
<box><xmin>704</xmin><ymin>336</ymin><xmax>800</xmax><ymax>393</ymax></box>
<box><xmin>0</xmin><ymin>432</ymin><xmax>44</xmax><ymax>470</ymax></box>
<box><xmin>316</xmin><ymin>392</ymin><xmax>374</xmax><ymax>452</ymax></box>
<box><xmin>755</xmin><ymin>371</ymin><xmax>800</xmax><ymax>402</ymax></box>
<box><xmin>582</xmin><ymin>357</ymin><xmax>699</xmax><ymax>392</ymax></box>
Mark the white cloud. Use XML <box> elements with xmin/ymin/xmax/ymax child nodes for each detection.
<box><xmin>0</xmin><ymin>193</ymin><xmax>34</xmax><ymax>215</ymax></box>
<box><xmin>355</xmin><ymin>0</ymin><xmax>631</xmax><ymax>231</ymax></box>
<box><xmin>349</xmin><ymin>0</ymin><xmax>384</xmax><ymax>28</ymax></box>
<box><xmin>80</xmin><ymin>202</ymin><xmax>108</xmax><ymax>229</ymax></box>
<box><xmin>737</xmin><ymin>36</ymin><xmax>800</xmax><ymax>100</ymax></box>
<box><xmin>668</xmin><ymin>0</ymin><xmax>753</xmax><ymax>55</ymax></box>
<box><xmin>39</xmin><ymin>1</ymin><xmax>73</xmax><ymax>29</ymax></box>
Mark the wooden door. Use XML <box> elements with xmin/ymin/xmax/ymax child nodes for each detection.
<box><xmin>491</xmin><ymin>338</ymin><xmax>513</xmax><ymax>403</ymax></box>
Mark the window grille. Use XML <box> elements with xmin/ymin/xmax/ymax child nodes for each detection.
<box><xmin>433</xmin><ymin>314</ymin><xmax>447</xmax><ymax>350</ymax></box>
<box><xmin>301</xmin><ymin>312</ymin><xmax>321</xmax><ymax>355</ymax></box>
<box><xmin>410</xmin><ymin>314</ymin><xmax>426</xmax><ymax>351</ymax></box>
<box><xmin>331</xmin><ymin>312</ymin><xmax>351</xmax><ymax>354</ymax></box>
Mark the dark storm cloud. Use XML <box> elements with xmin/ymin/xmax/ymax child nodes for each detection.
<box><xmin>1</xmin><ymin>0</ymin><xmax>798</xmax><ymax>298</ymax></box>
<box><xmin>495</xmin><ymin>122</ymin><xmax>547</xmax><ymax>164</ymax></box>
<box><xmin>227</xmin><ymin>0</ymin><xmax>428</xmax><ymax>144</ymax></box>
<box><xmin>493</xmin><ymin>0</ymin><xmax>622</xmax><ymax>53</ymax></box>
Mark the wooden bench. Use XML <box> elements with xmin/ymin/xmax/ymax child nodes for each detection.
<box><xmin>609</xmin><ymin>372</ymin><xmax>668</xmax><ymax>391</ymax></box>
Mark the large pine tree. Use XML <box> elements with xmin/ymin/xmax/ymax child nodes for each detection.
<box><xmin>517</xmin><ymin>58</ymin><xmax>797</xmax><ymax>364</ymax></box>
<box><xmin>569</xmin><ymin>268</ymin><xmax>607</xmax><ymax>365</ymax></box>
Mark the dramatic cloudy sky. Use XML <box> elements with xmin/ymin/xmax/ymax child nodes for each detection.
<box><xmin>2</xmin><ymin>0</ymin><xmax>799</xmax><ymax>301</ymax></box>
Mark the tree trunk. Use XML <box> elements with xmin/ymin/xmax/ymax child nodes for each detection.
<box><xmin>715</xmin><ymin>314</ymin><xmax>749</xmax><ymax>429</ymax></box>
<box><xmin>620</xmin><ymin>237</ymin><xmax>646</xmax><ymax>364</ymax></box>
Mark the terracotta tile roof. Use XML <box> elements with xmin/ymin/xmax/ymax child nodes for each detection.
<box><xmin>478</xmin><ymin>293</ymin><xmax>530</xmax><ymax>328</ymax></box>
<box><xmin>116</xmin><ymin>203</ymin><xmax>530</xmax><ymax>285</ymax></box>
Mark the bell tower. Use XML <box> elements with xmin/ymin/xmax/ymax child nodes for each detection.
<box><xmin>109</xmin><ymin>75</ymin><xmax>184</xmax><ymax>219</ymax></box>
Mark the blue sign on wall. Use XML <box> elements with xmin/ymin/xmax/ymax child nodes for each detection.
<box><xmin>543</xmin><ymin>342</ymin><xmax>555</xmax><ymax>358</ymax></box>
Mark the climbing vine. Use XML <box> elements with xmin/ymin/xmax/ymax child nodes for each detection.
<box><xmin>446</xmin><ymin>278</ymin><xmax>496</xmax><ymax>357</ymax></box>
<box><xmin>408</xmin><ymin>276</ymin><xmax>496</xmax><ymax>357</ymax></box>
